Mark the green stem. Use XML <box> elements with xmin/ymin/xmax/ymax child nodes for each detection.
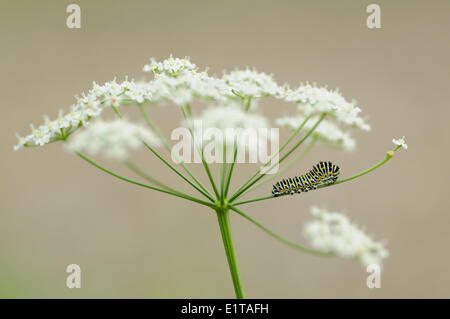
<box><xmin>186</xmin><ymin>103</ymin><xmax>193</xmax><ymax>117</ymax></box>
<box><xmin>233</xmin><ymin>195</ymin><xmax>274</xmax><ymax>206</ymax></box>
<box><xmin>244</xmin><ymin>97</ymin><xmax>251</xmax><ymax>111</ymax></box>
<box><xmin>233</xmin><ymin>149</ymin><xmax>397</xmax><ymax>206</ymax></box>
<box><xmin>223</xmin><ymin>140</ymin><xmax>238</xmax><ymax>199</ymax></box>
<box><xmin>220</xmin><ymin>163</ymin><xmax>227</xmax><ymax>203</ymax></box>
<box><xmin>228</xmin><ymin>205</ymin><xmax>332</xmax><ymax>257</ymax></box>
<box><xmin>216</xmin><ymin>208</ymin><xmax>245</xmax><ymax>299</ymax></box>
<box><xmin>219</xmin><ymin>141</ymin><xmax>227</xmax><ymax>205</ymax></box>
<box><xmin>201</xmin><ymin>149</ymin><xmax>221</xmax><ymax>200</ymax></box>
<box><xmin>137</xmin><ymin>104</ymin><xmax>169</xmax><ymax>149</ymax></box>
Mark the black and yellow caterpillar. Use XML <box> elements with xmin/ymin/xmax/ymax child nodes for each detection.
<box><xmin>272</xmin><ymin>161</ymin><xmax>340</xmax><ymax>197</ymax></box>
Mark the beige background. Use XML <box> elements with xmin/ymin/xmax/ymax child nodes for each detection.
<box><xmin>1</xmin><ymin>0</ymin><xmax>449</xmax><ymax>298</ymax></box>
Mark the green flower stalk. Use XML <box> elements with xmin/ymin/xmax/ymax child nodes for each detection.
<box><xmin>14</xmin><ymin>56</ymin><xmax>407</xmax><ymax>298</ymax></box>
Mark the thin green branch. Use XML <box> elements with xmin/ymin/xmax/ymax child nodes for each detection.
<box><xmin>223</xmin><ymin>139</ymin><xmax>238</xmax><ymax>199</ymax></box>
<box><xmin>111</xmin><ymin>105</ymin><xmax>215</xmax><ymax>202</ymax></box>
<box><xmin>200</xmin><ymin>149</ymin><xmax>221</xmax><ymax>200</ymax></box>
<box><xmin>221</xmin><ymin>98</ymin><xmax>252</xmax><ymax>199</ymax></box>
<box><xmin>137</xmin><ymin>104</ymin><xmax>212</xmax><ymax>196</ymax></box>
<box><xmin>124</xmin><ymin>160</ymin><xmax>179</xmax><ymax>194</ymax></box>
<box><xmin>220</xmin><ymin>141</ymin><xmax>228</xmax><ymax>205</ymax></box>
<box><xmin>241</xmin><ymin>138</ymin><xmax>317</xmax><ymax>197</ymax></box>
<box><xmin>137</xmin><ymin>104</ymin><xmax>171</xmax><ymax>150</ymax></box>
<box><xmin>229</xmin><ymin>113</ymin><xmax>326</xmax><ymax>203</ymax></box>
<box><xmin>232</xmin><ymin>148</ymin><xmax>398</xmax><ymax>206</ymax></box>
<box><xmin>141</xmin><ymin>140</ymin><xmax>216</xmax><ymax>201</ymax></box>
<box><xmin>233</xmin><ymin>195</ymin><xmax>273</xmax><ymax>206</ymax></box>
<box><xmin>181</xmin><ymin>106</ymin><xmax>220</xmax><ymax>200</ymax></box>
<box><xmin>228</xmin><ymin>205</ymin><xmax>332</xmax><ymax>257</ymax></box>
<box><xmin>185</xmin><ymin>103</ymin><xmax>193</xmax><ymax>117</ymax></box>
<box><xmin>229</xmin><ymin>115</ymin><xmax>312</xmax><ymax>200</ymax></box>
<box><xmin>74</xmin><ymin>151</ymin><xmax>216</xmax><ymax>209</ymax></box>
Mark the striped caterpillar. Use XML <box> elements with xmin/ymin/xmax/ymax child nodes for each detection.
<box><xmin>272</xmin><ymin>161</ymin><xmax>341</xmax><ymax>197</ymax></box>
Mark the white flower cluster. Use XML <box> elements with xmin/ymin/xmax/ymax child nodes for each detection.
<box><xmin>141</xmin><ymin>56</ymin><xmax>233</xmax><ymax>106</ymax></box>
<box><xmin>284</xmin><ymin>83</ymin><xmax>370</xmax><ymax>131</ymax></box>
<box><xmin>145</xmin><ymin>60</ymin><xmax>287</xmax><ymax>106</ymax></box>
<box><xmin>276</xmin><ymin>114</ymin><xmax>356</xmax><ymax>151</ymax></box>
<box><xmin>188</xmin><ymin>105</ymin><xmax>274</xmax><ymax>155</ymax></box>
<box><xmin>14</xmin><ymin>78</ymin><xmax>153</xmax><ymax>151</ymax></box>
<box><xmin>15</xmin><ymin>56</ymin><xmax>372</xmax><ymax>160</ymax></box>
<box><xmin>143</xmin><ymin>55</ymin><xmax>197</xmax><ymax>77</ymax></box>
<box><xmin>304</xmin><ymin>206</ymin><xmax>388</xmax><ymax>267</ymax></box>
<box><xmin>67</xmin><ymin>119</ymin><xmax>161</xmax><ymax>160</ymax></box>
<box><xmin>222</xmin><ymin>69</ymin><xmax>287</xmax><ymax>99</ymax></box>
<box><xmin>148</xmin><ymin>71</ymin><xmax>229</xmax><ymax>106</ymax></box>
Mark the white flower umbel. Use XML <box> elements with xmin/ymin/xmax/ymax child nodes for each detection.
<box><xmin>14</xmin><ymin>78</ymin><xmax>157</xmax><ymax>150</ymax></box>
<box><xmin>304</xmin><ymin>206</ymin><xmax>388</xmax><ymax>267</ymax></box>
<box><xmin>148</xmin><ymin>71</ymin><xmax>228</xmax><ymax>106</ymax></box>
<box><xmin>188</xmin><ymin>105</ymin><xmax>273</xmax><ymax>155</ymax></box>
<box><xmin>222</xmin><ymin>68</ymin><xmax>285</xmax><ymax>99</ymax></box>
<box><xmin>143</xmin><ymin>55</ymin><xmax>197</xmax><ymax>77</ymax></box>
<box><xmin>285</xmin><ymin>83</ymin><xmax>370</xmax><ymax>131</ymax></box>
<box><xmin>67</xmin><ymin>119</ymin><xmax>161</xmax><ymax>161</ymax></box>
<box><xmin>276</xmin><ymin>114</ymin><xmax>356</xmax><ymax>151</ymax></box>
<box><xmin>14</xmin><ymin>55</ymin><xmax>409</xmax><ymax>298</ymax></box>
<box><xmin>392</xmin><ymin>136</ymin><xmax>408</xmax><ymax>150</ymax></box>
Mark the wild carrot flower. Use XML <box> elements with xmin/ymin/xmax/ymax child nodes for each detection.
<box><xmin>284</xmin><ymin>83</ymin><xmax>371</xmax><ymax>131</ymax></box>
<box><xmin>14</xmin><ymin>56</ymin><xmax>407</xmax><ymax>298</ymax></box>
<box><xmin>222</xmin><ymin>68</ymin><xmax>285</xmax><ymax>99</ymax></box>
<box><xmin>143</xmin><ymin>55</ymin><xmax>197</xmax><ymax>76</ymax></box>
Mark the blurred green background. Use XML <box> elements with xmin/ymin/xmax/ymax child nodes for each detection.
<box><xmin>1</xmin><ymin>0</ymin><xmax>449</xmax><ymax>298</ymax></box>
